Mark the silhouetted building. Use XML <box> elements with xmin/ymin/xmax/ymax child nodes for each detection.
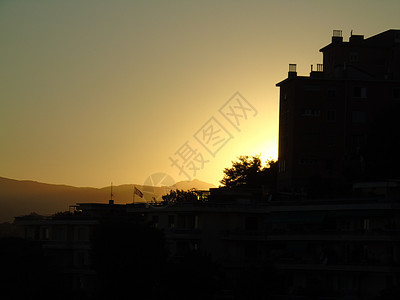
<box><xmin>265</xmin><ymin>181</ymin><xmax>400</xmax><ymax>299</ymax></box>
<box><xmin>276</xmin><ymin>29</ymin><xmax>400</xmax><ymax>193</ymax></box>
<box><xmin>127</xmin><ymin>185</ymin><xmax>400</xmax><ymax>299</ymax></box>
<box><xmin>126</xmin><ymin>188</ymin><xmax>270</xmax><ymax>264</ymax></box>
<box><xmin>13</xmin><ymin>182</ymin><xmax>400</xmax><ymax>299</ymax></box>
<box><xmin>13</xmin><ymin>203</ymin><xmax>126</xmax><ymax>299</ymax></box>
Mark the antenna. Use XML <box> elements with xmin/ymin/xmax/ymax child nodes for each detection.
<box><xmin>109</xmin><ymin>182</ymin><xmax>114</xmax><ymax>205</ymax></box>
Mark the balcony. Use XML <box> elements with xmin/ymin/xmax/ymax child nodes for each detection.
<box><xmin>42</xmin><ymin>240</ymin><xmax>91</xmax><ymax>250</ymax></box>
<box><xmin>276</xmin><ymin>263</ymin><xmax>399</xmax><ymax>273</ymax></box>
<box><xmin>164</xmin><ymin>228</ymin><xmax>201</xmax><ymax>239</ymax></box>
<box><xmin>267</xmin><ymin>228</ymin><xmax>400</xmax><ymax>241</ymax></box>
<box><xmin>221</xmin><ymin>229</ymin><xmax>267</xmax><ymax>241</ymax></box>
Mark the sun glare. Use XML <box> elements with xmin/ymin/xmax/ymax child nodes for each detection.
<box><xmin>258</xmin><ymin>140</ymin><xmax>278</xmax><ymax>165</ymax></box>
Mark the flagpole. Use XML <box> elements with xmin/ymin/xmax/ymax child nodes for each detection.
<box><xmin>109</xmin><ymin>182</ymin><xmax>114</xmax><ymax>205</ymax></box>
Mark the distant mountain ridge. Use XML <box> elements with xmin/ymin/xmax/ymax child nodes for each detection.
<box><xmin>0</xmin><ymin>177</ymin><xmax>215</xmax><ymax>223</ymax></box>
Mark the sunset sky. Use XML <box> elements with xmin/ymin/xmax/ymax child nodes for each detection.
<box><xmin>1</xmin><ymin>0</ymin><xmax>399</xmax><ymax>188</ymax></box>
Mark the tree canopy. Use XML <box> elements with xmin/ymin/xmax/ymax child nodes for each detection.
<box><xmin>220</xmin><ymin>155</ymin><xmax>277</xmax><ymax>189</ymax></box>
<box><xmin>161</xmin><ymin>189</ymin><xmax>199</xmax><ymax>205</ymax></box>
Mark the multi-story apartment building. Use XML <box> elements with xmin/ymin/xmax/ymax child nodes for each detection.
<box><xmin>276</xmin><ymin>29</ymin><xmax>400</xmax><ymax>193</ymax></box>
<box><xmin>13</xmin><ymin>202</ymin><xmax>126</xmax><ymax>298</ymax></box>
<box><xmin>265</xmin><ymin>182</ymin><xmax>400</xmax><ymax>299</ymax></box>
<box><xmin>126</xmin><ymin>188</ymin><xmax>270</xmax><ymax>265</ymax></box>
<box><xmin>13</xmin><ymin>182</ymin><xmax>400</xmax><ymax>299</ymax></box>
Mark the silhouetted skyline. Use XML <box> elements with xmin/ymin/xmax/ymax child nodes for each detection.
<box><xmin>0</xmin><ymin>176</ymin><xmax>215</xmax><ymax>222</ymax></box>
<box><xmin>1</xmin><ymin>1</ymin><xmax>399</xmax><ymax>188</ymax></box>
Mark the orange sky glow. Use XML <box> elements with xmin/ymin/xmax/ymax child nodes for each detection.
<box><xmin>1</xmin><ymin>0</ymin><xmax>399</xmax><ymax>187</ymax></box>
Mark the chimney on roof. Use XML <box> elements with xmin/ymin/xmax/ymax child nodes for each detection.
<box><xmin>332</xmin><ymin>30</ymin><xmax>343</xmax><ymax>43</ymax></box>
<box><xmin>310</xmin><ymin>64</ymin><xmax>324</xmax><ymax>78</ymax></box>
<box><xmin>288</xmin><ymin>64</ymin><xmax>297</xmax><ymax>77</ymax></box>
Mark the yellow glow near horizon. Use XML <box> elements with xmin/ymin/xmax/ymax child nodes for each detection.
<box><xmin>0</xmin><ymin>1</ymin><xmax>399</xmax><ymax>188</ymax></box>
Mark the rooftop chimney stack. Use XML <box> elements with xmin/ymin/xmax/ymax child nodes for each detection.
<box><xmin>310</xmin><ymin>63</ymin><xmax>324</xmax><ymax>77</ymax></box>
<box><xmin>288</xmin><ymin>64</ymin><xmax>297</xmax><ymax>77</ymax></box>
<box><xmin>332</xmin><ymin>29</ymin><xmax>343</xmax><ymax>43</ymax></box>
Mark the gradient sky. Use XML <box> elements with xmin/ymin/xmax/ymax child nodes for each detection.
<box><xmin>1</xmin><ymin>0</ymin><xmax>399</xmax><ymax>188</ymax></box>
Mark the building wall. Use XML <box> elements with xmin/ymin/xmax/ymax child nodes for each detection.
<box><xmin>14</xmin><ymin>216</ymin><xmax>97</xmax><ymax>297</ymax></box>
<box><xmin>277</xmin><ymin>29</ymin><xmax>400</xmax><ymax>193</ymax></box>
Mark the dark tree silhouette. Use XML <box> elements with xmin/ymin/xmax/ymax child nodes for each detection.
<box><xmin>161</xmin><ymin>189</ymin><xmax>198</xmax><ymax>205</ymax></box>
<box><xmin>220</xmin><ymin>155</ymin><xmax>277</xmax><ymax>190</ymax></box>
<box><xmin>220</xmin><ymin>155</ymin><xmax>263</xmax><ymax>188</ymax></box>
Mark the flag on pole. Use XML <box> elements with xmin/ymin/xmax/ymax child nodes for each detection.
<box><xmin>134</xmin><ymin>186</ymin><xmax>143</xmax><ymax>198</ymax></box>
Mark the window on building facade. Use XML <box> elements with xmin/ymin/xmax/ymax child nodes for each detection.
<box><xmin>76</xmin><ymin>251</ymin><xmax>88</xmax><ymax>267</ymax></box>
<box><xmin>54</xmin><ymin>227</ymin><xmax>67</xmax><ymax>241</ymax></box>
<box><xmin>325</xmin><ymin>135</ymin><xmax>336</xmax><ymax>147</ymax></box>
<box><xmin>152</xmin><ymin>215</ymin><xmax>159</xmax><ymax>228</ymax></box>
<box><xmin>393</xmin><ymin>87</ymin><xmax>400</xmax><ymax>99</ymax></box>
<box><xmin>363</xmin><ymin>218</ymin><xmax>370</xmax><ymax>231</ymax></box>
<box><xmin>75</xmin><ymin>227</ymin><xmax>89</xmax><ymax>241</ymax></box>
<box><xmin>303</xmin><ymin>85</ymin><xmax>321</xmax><ymax>92</ymax></box>
<box><xmin>353</xmin><ymin>86</ymin><xmax>367</xmax><ymax>98</ymax></box>
<box><xmin>303</xmin><ymin>133</ymin><xmax>319</xmax><ymax>143</ymax></box>
<box><xmin>190</xmin><ymin>241</ymin><xmax>199</xmax><ymax>251</ymax></box>
<box><xmin>176</xmin><ymin>241</ymin><xmax>188</xmax><ymax>255</ymax></box>
<box><xmin>299</xmin><ymin>158</ymin><xmax>319</xmax><ymax>165</ymax></box>
<box><xmin>181</xmin><ymin>215</ymin><xmax>199</xmax><ymax>229</ymax></box>
<box><xmin>351</xmin><ymin>134</ymin><xmax>365</xmax><ymax>152</ymax></box>
<box><xmin>194</xmin><ymin>215</ymin><xmax>199</xmax><ymax>229</ymax></box>
<box><xmin>41</xmin><ymin>227</ymin><xmax>49</xmax><ymax>240</ymax></box>
<box><xmin>279</xmin><ymin>159</ymin><xmax>286</xmax><ymax>173</ymax></box>
<box><xmin>302</xmin><ymin>109</ymin><xmax>320</xmax><ymax>117</ymax></box>
<box><xmin>349</xmin><ymin>52</ymin><xmax>359</xmax><ymax>62</ymax></box>
<box><xmin>245</xmin><ymin>216</ymin><xmax>258</xmax><ymax>231</ymax></box>
<box><xmin>327</xmin><ymin>86</ymin><xmax>336</xmax><ymax>98</ymax></box>
<box><xmin>168</xmin><ymin>215</ymin><xmax>175</xmax><ymax>229</ymax></box>
<box><xmin>352</xmin><ymin>111</ymin><xmax>366</xmax><ymax>123</ymax></box>
<box><xmin>327</xmin><ymin>109</ymin><xmax>337</xmax><ymax>122</ymax></box>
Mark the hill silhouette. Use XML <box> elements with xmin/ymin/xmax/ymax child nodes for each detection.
<box><xmin>0</xmin><ymin>177</ymin><xmax>215</xmax><ymax>223</ymax></box>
